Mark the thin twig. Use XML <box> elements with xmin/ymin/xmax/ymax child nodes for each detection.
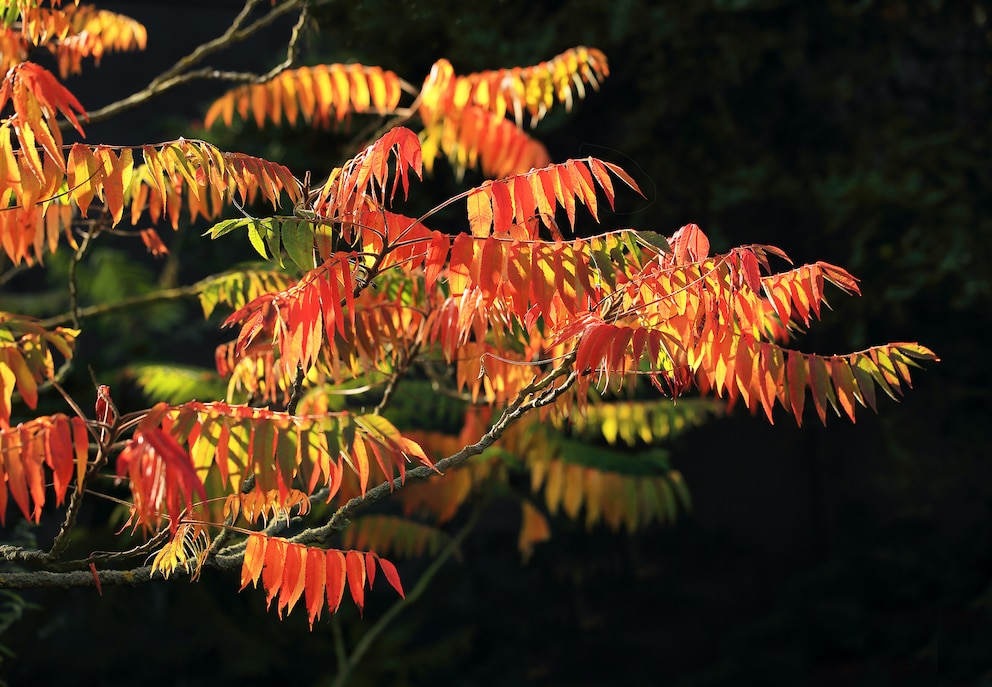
<box><xmin>69</xmin><ymin>529</ymin><xmax>172</xmax><ymax>568</ymax></box>
<box><xmin>67</xmin><ymin>228</ymin><xmax>96</xmax><ymax>330</ymax></box>
<box><xmin>76</xmin><ymin>0</ymin><xmax>319</xmax><ymax>126</ymax></box>
<box><xmin>258</xmin><ymin>1</ymin><xmax>309</xmax><ymax>82</ymax></box>
<box><xmin>0</xmin><ymin>263</ymin><xmax>27</xmax><ymax>287</ymax></box>
<box><xmin>331</xmin><ymin>505</ymin><xmax>483</xmax><ymax>687</ymax></box>
<box><xmin>286</xmin><ymin>365</ymin><xmax>307</xmax><ymax>415</ymax></box>
<box><xmin>373</xmin><ymin>342</ymin><xmax>420</xmax><ymax>416</ymax></box>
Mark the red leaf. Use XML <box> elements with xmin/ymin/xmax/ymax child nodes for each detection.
<box><xmin>139</xmin><ymin>228</ymin><xmax>169</xmax><ymax>257</ymax></box>
<box><xmin>89</xmin><ymin>562</ymin><xmax>102</xmax><ymax>596</ymax></box>
<box><xmin>94</xmin><ymin>384</ymin><xmax>117</xmax><ymax>427</ymax></box>
<box><xmin>20</xmin><ymin>426</ymin><xmax>44</xmax><ymax>521</ymax></box>
<box><xmin>376</xmin><ymin>555</ymin><xmax>405</xmax><ymax>598</ymax></box>
<box><xmin>325</xmin><ymin>549</ymin><xmax>347</xmax><ymax>613</ymax></box>
<box><xmin>599</xmin><ymin>160</ymin><xmax>642</xmax><ymax>196</ymax></box>
<box><xmin>424</xmin><ymin>231</ymin><xmax>450</xmax><ymax>289</ymax></box>
<box><xmin>47</xmin><ymin>417</ymin><xmax>74</xmax><ymax>504</ymax></box>
<box><xmin>739</xmin><ymin>249</ymin><xmax>762</xmax><ymax>292</ymax></box>
<box><xmin>365</xmin><ymin>551</ymin><xmax>376</xmax><ymax>589</ymax></box>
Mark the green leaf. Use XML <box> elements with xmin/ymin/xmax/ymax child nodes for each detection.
<box><xmin>283</xmin><ymin>219</ymin><xmax>315</xmax><ymax>271</ymax></box>
<box><xmin>263</xmin><ymin>220</ymin><xmax>284</xmax><ymax>268</ymax></box>
<box><xmin>246</xmin><ymin>220</ymin><xmax>270</xmax><ymax>261</ymax></box>
<box><xmin>589</xmin><ymin>249</ymin><xmax>616</xmax><ymax>288</ymax></box>
<box><xmin>634</xmin><ymin>230</ymin><xmax>672</xmax><ymax>254</ymax></box>
<box><xmin>204</xmin><ymin>218</ymin><xmax>247</xmax><ymax>239</ymax></box>
<box><xmin>126</xmin><ymin>364</ymin><xmax>227</xmax><ymax>404</ymax></box>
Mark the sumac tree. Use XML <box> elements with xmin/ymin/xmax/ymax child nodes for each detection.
<box><xmin>0</xmin><ymin>0</ymin><xmax>935</xmax><ymax>679</ymax></box>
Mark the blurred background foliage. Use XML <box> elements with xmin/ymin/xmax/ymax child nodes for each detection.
<box><xmin>2</xmin><ymin>0</ymin><xmax>990</xmax><ymax>684</ymax></box>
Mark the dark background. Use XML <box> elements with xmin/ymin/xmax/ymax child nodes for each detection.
<box><xmin>3</xmin><ymin>1</ymin><xmax>991</xmax><ymax>685</ymax></box>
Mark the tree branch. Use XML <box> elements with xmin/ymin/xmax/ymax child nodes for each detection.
<box><xmin>0</xmin><ymin>361</ymin><xmax>576</xmax><ymax>592</ymax></box>
<box><xmin>77</xmin><ymin>0</ymin><xmax>315</xmax><ymax>127</ymax></box>
<box><xmin>38</xmin><ymin>283</ymin><xmax>202</xmax><ymax>329</ymax></box>
<box><xmin>0</xmin><ymin>552</ymin><xmax>244</xmax><ymax>590</ymax></box>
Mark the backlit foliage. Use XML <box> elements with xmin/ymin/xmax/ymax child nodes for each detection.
<box><xmin>0</xmin><ymin>0</ymin><xmax>935</xmax><ymax>630</ymax></box>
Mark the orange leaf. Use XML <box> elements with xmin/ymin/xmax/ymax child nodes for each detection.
<box><xmin>262</xmin><ymin>537</ymin><xmax>287</xmax><ymax>609</ymax></box>
<box><xmin>240</xmin><ymin>532</ymin><xmax>266</xmax><ymax>590</ymax></box>
<box><xmin>278</xmin><ymin>543</ymin><xmax>307</xmax><ymax>618</ymax></box>
<box><xmin>2</xmin><ymin>429</ymin><xmax>30</xmax><ymax>522</ymax></box>
<box><xmin>139</xmin><ymin>228</ymin><xmax>168</xmax><ymax>257</ymax></box>
<box><xmin>305</xmin><ymin>546</ymin><xmax>327</xmax><ymax>628</ymax></box>
<box><xmin>352</xmin><ymin>437</ymin><xmax>370</xmax><ymax>496</ymax></box>
<box><xmin>346</xmin><ymin>550</ymin><xmax>367</xmax><ymax>615</ymax></box>
<box><xmin>467</xmin><ymin>186</ymin><xmax>493</xmax><ymax>238</ymax></box>
<box><xmin>20</xmin><ymin>426</ymin><xmax>45</xmax><ymax>521</ymax></box>
<box><xmin>518</xmin><ymin>500</ymin><xmax>551</xmax><ymax>562</ymax></box>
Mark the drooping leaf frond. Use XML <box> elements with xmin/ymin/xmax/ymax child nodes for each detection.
<box><xmin>418</xmin><ymin>47</ymin><xmax>609</xmax><ymax>130</ymax></box>
<box><xmin>310</xmin><ymin>126</ymin><xmax>423</xmax><ymax>223</ymax></box>
<box><xmin>204</xmin><ymin>64</ymin><xmax>404</xmax><ymax>130</ymax></box>
<box><xmin>463</xmin><ymin>157</ymin><xmax>642</xmax><ymax>237</ymax></box>
<box><xmin>341</xmin><ymin>514</ymin><xmax>452</xmax><ymax>559</ymax></box>
<box><xmin>222</xmin><ymin>487</ymin><xmax>311</xmax><ymax>526</ymax></box>
<box><xmin>420</xmin><ymin>103</ymin><xmax>551</xmax><ymax>180</ymax></box>
<box><xmin>505</xmin><ymin>425</ymin><xmax>691</xmax><ymax>532</ymax></box>
<box><xmin>0</xmin><ymin>137</ymin><xmax>301</xmax><ymax>264</ymax></box>
<box><xmin>0</xmin><ymin>61</ymin><xmax>85</xmax><ymax>179</ymax></box>
<box><xmin>417</xmin><ymin>47</ymin><xmax>611</xmax><ymax>180</ymax></box>
<box><xmin>530</xmin><ymin>457</ymin><xmax>691</xmax><ymax>532</ymax></box>
<box><xmin>552</xmin><ymin>397</ymin><xmax>723</xmax><ymax>446</ymax></box>
<box><xmin>0</xmin><ymin>413</ymin><xmax>88</xmax><ymax>523</ymax></box>
<box><xmin>240</xmin><ymin>533</ymin><xmax>404</xmax><ymax>626</ymax></box>
<box><xmin>115</xmin><ymin>404</ymin><xmax>208</xmax><ymax>534</ymax></box>
<box><xmin>126</xmin><ymin>364</ymin><xmax>227</xmax><ymax>405</ymax></box>
<box><xmin>196</xmin><ymin>268</ymin><xmax>297</xmax><ymax>319</ymax></box>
